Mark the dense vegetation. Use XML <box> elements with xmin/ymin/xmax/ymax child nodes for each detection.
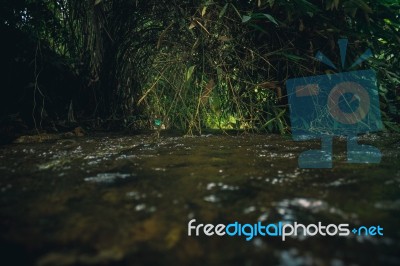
<box><xmin>1</xmin><ymin>0</ymin><xmax>399</xmax><ymax>135</ymax></box>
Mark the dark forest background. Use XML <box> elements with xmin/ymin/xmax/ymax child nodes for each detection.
<box><xmin>1</xmin><ymin>0</ymin><xmax>399</xmax><ymax>137</ymax></box>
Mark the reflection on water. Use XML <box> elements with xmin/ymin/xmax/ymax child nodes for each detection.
<box><xmin>0</xmin><ymin>133</ymin><xmax>399</xmax><ymax>265</ymax></box>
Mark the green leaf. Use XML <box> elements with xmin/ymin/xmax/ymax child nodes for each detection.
<box><xmin>296</xmin><ymin>0</ymin><xmax>321</xmax><ymax>13</ymax></box>
<box><xmin>242</xmin><ymin>13</ymin><xmax>279</xmax><ymax>25</ymax></box>
<box><xmin>242</xmin><ymin>15</ymin><xmax>252</xmax><ymax>23</ymax></box>
<box><xmin>201</xmin><ymin>6</ymin><xmax>207</xmax><ymax>17</ymax></box>
<box><xmin>219</xmin><ymin>4</ymin><xmax>228</xmax><ymax>19</ymax></box>
<box><xmin>186</xmin><ymin>66</ymin><xmax>196</xmax><ymax>82</ymax></box>
<box><xmin>263</xmin><ymin>14</ymin><xmax>278</xmax><ymax>25</ymax></box>
<box><xmin>261</xmin><ymin>109</ymin><xmax>286</xmax><ymax>130</ymax></box>
<box><xmin>230</xmin><ymin>3</ymin><xmax>242</xmax><ymax>19</ymax></box>
<box><xmin>277</xmin><ymin>52</ymin><xmax>306</xmax><ymax>62</ymax></box>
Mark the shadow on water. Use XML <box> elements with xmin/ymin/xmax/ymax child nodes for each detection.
<box><xmin>0</xmin><ymin>132</ymin><xmax>399</xmax><ymax>266</ymax></box>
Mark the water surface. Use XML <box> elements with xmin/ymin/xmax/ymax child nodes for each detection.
<box><xmin>0</xmin><ymin>133</ymin><xmax>399</xmax><ymax>266</ymax></box>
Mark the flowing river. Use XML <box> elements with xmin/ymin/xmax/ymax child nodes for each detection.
<box><xmin>0</xmin><ymin>133</ymin><xmax>399</xmax><ymax>266</ymax></box>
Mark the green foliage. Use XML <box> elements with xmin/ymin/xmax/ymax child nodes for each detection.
<box><xmin>2</xmin><ymin>0</ymin><xmax>399</xmax><ymax>133</ymax></box>
<box><xmin>242</xmin><ymin>0</ymin><xmax>400</xmax><ymax>131</ymax></box>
